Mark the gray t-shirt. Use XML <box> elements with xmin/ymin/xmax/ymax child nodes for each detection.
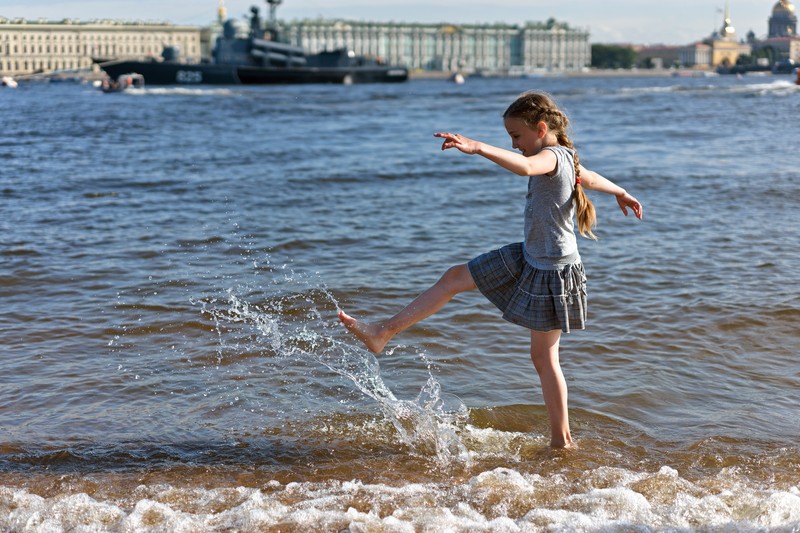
<box><xmin>523</xmin><ymin>145</ymin><xmax>581</xmax><ymax>270</ymax></box>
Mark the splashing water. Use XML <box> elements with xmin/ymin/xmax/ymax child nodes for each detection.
<box><xmin>196</xmin><ymin>256</ymin><xmax>470</xmax><ymax>465</ymax></box>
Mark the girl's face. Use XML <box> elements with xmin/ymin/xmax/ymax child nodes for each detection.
<box><xmin>504</xmin><ymin>117</ymin><xmax>545</xmax><ymax>157</ymax></box>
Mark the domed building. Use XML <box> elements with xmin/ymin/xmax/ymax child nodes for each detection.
<box><xmin>680</xmin><ymin>1</ymin><xmax>800</xmax><ymax>71</ymax></box>
<box><xmin>753</xmin><ymin>0</ymin><xmax>800</xmax><ymax>69</ymax></box>
<box><xmin>769</xmin><ymin>0</ymin><xmax>797</xmax><ymax>37</ymax></box>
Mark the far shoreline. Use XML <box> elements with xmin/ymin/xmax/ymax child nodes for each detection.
<box><xmin>409</xmin><ymin>68</ymin><xmax>791</xmax><ymax>80</ymax></box>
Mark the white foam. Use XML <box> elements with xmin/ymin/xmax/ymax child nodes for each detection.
<box><xmin>757</xmin><ymin>489</ymin><xmax>800</xmax><ymax>528</ymax></box>
<box><xmin>614</xmin><ymin>78</ymin><xmax>800</xmax><ymax>98</ymax></box>
<box><xmin>2</xmin><ymin>468</ymin><xmax>800</xmax><ymax>532</ymax></box>
<box><xmin>729</xmin><ymin>79</ymin><xmax>800</xmax><ymax>96</ymax></box>
<box><xmin>135</xmin><ymin>87</ymin><xmax>238</xmax><ymax>97</ymax></box>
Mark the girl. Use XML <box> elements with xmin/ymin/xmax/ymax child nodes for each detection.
<box><xmin>339</xmin><ymin>91</ymin><xmax>642</xmax><ymax>448</ymax></box>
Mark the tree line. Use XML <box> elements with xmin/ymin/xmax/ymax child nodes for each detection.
<box><xmin>590</xmin><ymin>44</ymin><xmax>638</xmax><ymax>69</ymax></box>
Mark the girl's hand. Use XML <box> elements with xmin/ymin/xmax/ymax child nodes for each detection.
<box><xmin>433</xmin><ymin>132</ymin><xmax>481</xmax><ymax>155</ymax></box>
<box><xmin>616</xmin><ymin>191</ymin><xmax>643</xmax><ymax>220</ymax></box>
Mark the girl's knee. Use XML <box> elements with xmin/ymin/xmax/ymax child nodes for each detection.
<box><xmin>440</xmin><ymin>264</ymin><xmax>476</xmax><ymax>293</ymax></box>
<box><xmin>530</xmin><ymin>352</ymin><xmax>554</xmax><ymax>374</ymax></box>
<box><xmin>529</xmin><ymin>330</ymin><xmax>562</xmax><ymax>371</ymax></box>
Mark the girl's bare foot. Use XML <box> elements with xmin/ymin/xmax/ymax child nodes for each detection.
<box><xmin>338</xmin><ymin>310</ymin><xmax>392</xmax><ymax>353</ymax></box>
<box><xmin>551</xmin><ymin>438</ymin><xmax>575</xmax><ymax>449</ymax></box>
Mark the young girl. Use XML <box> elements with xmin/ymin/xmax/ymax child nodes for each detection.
<box><xmin>339</xmin><ymin>91</ymin><xmax>642</xmax><ymax>448</ymax></box>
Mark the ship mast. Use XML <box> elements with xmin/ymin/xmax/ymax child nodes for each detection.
<box><xmin>266</xmin><ymin>0</ymin><xmax>283</xmax><ymax>27</ymax></box>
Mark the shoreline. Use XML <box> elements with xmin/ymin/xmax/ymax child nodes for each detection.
<box><xmin>409</xmin><ymin>68</ymin><xmax>677</xmax><ymax>80</ymax></box>
<box><xmin>409</xmin><ymin>68</ymin><xmax>793</xmax><ymax>80</ymax></box>
<box><xmin>409</xmin><ymin>68</ymin><xmax>675</xmax><ymax>79</ymax></box>
<box><xmin>8</xmin><ymin>67</ymin><xmax>789</xmax><ymax>84</ymax></box>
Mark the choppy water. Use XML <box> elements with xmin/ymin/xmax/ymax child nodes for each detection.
<box><xmin>1</xmin><ymin>74</ymin><xmax>799</xmax><ymax>531</ymax></box>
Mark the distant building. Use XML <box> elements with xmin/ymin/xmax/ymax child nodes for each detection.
<box><xmin>679</xmin><ymin>3</ymin><xmax>750</xmax><ymax>68</ymax></box>
<box><xmin>0</xmin><ymin>16</ymin><xmax>200</xmax><ymax>76</ymax></box>
<box><xmin>680</xmin><ymin>42</ymin><xmax>712</xmax><ymax>68</ymax></box>
<box><xmin>281</xmin><ymin>19</ymin><xmax>591</xmax><ymax>74</ymax></box>
<box><xmin>753</xmin><ymin>35</ymin><xmax>800</xmax><ymax>63</ymax></box>
<box><xmin>634</xmin><ymin>44</ymin><xmax>681</xmax><ymax>69</ymax></box>
<box><xmin>754</xmin><ymin>0</ymin><xmax>800</xmax><ymax>64</ymax></box>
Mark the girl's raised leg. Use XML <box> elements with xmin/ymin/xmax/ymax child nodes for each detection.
<box><xmin>339</xmin><ymin>264</ymin><xmax>476</xmax><ymax>353</ymax></box>
<box><xmin>530</xmin><ymin>329</ymin><xmax>573</xmax><ymax>448</ymax></box>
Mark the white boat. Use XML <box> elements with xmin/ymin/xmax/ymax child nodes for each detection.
<box><xmin>671</xmin><ymin>69</ymin><xmax>719</xmax><ymax>78</ymax></box>
<box><xmin>101</xmin><ymin>72</ymin><xmax>145</xmax><ymax>93</ymax></box>
<box><xmin>450</xmin><ymin>72</ymin><xmax>465</xmax><ymax>84</ymax></box>
<box><xmin>1</xmin><ymin>76</ymin><xmax>18</xmax><ymax>88</ymax></box>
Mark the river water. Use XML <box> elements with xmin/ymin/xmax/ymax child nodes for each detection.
<box><xmin>1</xmin><ymin>74</ymin><xmax>799</xmax><ymax>531</ymax></box>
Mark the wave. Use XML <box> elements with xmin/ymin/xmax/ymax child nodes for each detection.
<box><xmin>1</xmin><ymin>447</ymin><xmax>799</xmax><ymax>532</ymax></box>
<box><xmin>728</xmin><ymin>79</ymin><xmax>799</xmax><ymax>96</ymax></box>
<box><xmin>133</xmin><ymin>87</ymin><xmax>239</xmax><ymax>97</ymax></box>
<box><xmin>608</xmin><ymin>78</ymin><xmax>800</xmax><ymax>98</ymax></box>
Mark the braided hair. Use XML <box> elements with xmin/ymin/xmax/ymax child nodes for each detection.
<box><xmin>503</xmin><ymin>91</ymin><xmax>597</xmax><ymax>239</ymax></box>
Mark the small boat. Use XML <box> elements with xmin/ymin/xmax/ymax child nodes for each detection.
<box><xmin>772</xmin><ymin>59</ymin><xmax>797</xmax><ymax>74</ymax></box>
<box><xmin>450</xmin><ymin>72</ymin><xmax>466</xmax><ymax>84</ymax></box>
<box><xmin>101</xmin><ymin>72</ymin><xmax>145</xmax><ymax>93</ymax></box>
<box><xmin>1</xmin><ymin>76</ymin><xmax>18</xmax><ymax>88</ymax></box>
<box><xmin>671</xmin><ymin>69</ymin><xmax>719</xmax><ymax>78</ymax></box>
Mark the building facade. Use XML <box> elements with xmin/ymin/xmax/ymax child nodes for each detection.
<box><xmin>0</xmin><ymin>17</ymin><xmax>200</xmax><ymax>76</ymax></box>
<box><xmin>519</xmin><ymin>23</ymin><xmax>590</xmax><ymax>72</ymax></box>
<box><xmin>282</xmin><ymin>19</ymin><xmax>590</xmax><ymax>74</ymax></box>
<box><xmin>679</xmin><ymin>43</ymin><xmax>712</xmax><ymax>67</ymax></box>
<box><xmin>753</xmin><ymin>35</ymin><xmax>800</xmax><ymax>62</ymax></box>
<box><xmin>633</xmin><ymin>45</ymin><xmax>682</xmax><ymax>69</ymax></box>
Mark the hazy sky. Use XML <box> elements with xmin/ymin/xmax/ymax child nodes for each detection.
<box><xmin>0</xmin><ymin>0</ymin><xmax>781</xmax><ymax>45</ymax></box>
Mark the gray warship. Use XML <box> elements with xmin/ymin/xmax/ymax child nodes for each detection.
<box><xmin>96</xmin><ymin>1</ymin><xmax>409</xmax><ymax>85</ymax></box>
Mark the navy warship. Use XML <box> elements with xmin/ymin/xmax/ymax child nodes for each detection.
<box><xmin>96</xmin><ymin>1</ymin><xmax>408</xmax><ymax>85</ymax></box>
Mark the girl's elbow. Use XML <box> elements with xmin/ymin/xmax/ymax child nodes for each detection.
<box><xmin>581</xmin><ymin>171</ymin><xmax>599</xmax><ymax>189</ymax></box>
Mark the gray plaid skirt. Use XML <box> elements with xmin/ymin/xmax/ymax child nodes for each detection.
<box><xmin>467</xmin><ymin>242</ymin><xmax>587</xmax><ymax>333</ymax></box>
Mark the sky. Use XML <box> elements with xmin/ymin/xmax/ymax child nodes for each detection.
<box><xmin>0</xmin><ymin>0</ymin><xmax>781</xmax><ymax>45</ymax></box>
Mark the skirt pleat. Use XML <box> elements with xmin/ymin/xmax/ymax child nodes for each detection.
<box><xmin>467</xmin><ymin>242</ymin><xmax>587</xmax><ymax>333</ymax></box>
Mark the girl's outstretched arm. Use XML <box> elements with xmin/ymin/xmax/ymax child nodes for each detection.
<box><xmin>434</xmin><ymin>132</ymin><xmax>557</xmax><ymax>177</ymax></box>
<box><xmin>578</xmin><ymin>165</ymin><xmax>643</xmax><ymax>220</ymax></box>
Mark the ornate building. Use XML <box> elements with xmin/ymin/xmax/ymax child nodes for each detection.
<box><xmin>281</xmin><ymin>19</ymin><xmax>590</xmax><ymax>74</ymax></box>
<box><xmin>769</xmin><ymin>0</ymin><xmax>797</xmax><ymax>37</ymax></box>
<box><xmin>0</xmin><ymin>17</ymin><xmax>201</xmax><ymax>76</ymax></box>
<box><xmin>753</xmin><ymin>0</ymin><xmax>800</xmax><ymax>66</ymax></box>
<box><xmin>679</xmin><ymin>3</ymin><xmax>750</xmax><ymax>68</ymax></box>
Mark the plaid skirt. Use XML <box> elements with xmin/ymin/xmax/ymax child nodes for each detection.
<box><xmin>467</xmin><ymin>242</ymin><xmax>587</xmax><ymax>333</ymax></box>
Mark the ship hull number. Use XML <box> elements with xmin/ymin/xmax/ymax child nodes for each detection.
<box><xmin>176</xmin><ymin>70</ymin><xmax>203</xmax><ymax>84</ymax></box>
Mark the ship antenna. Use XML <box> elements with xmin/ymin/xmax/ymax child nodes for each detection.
<box><xmin>266</xmin><ymin>0</ymin><xmax>282</xmax><ymax>27</ymax></box>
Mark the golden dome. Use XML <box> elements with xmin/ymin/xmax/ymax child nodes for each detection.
<box><xmin>773</xmin><ymin>0</ymin><xmax>796</xmax><ymax>14</ymax></box>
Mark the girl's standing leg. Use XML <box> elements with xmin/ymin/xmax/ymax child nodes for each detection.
<box><xmin>339</xmin><ymin>264</ymin><xmax>477</xmax><ymax>353</ymax></box>
<box><xmin>530</xmin><ymin>329</ymin><xmax>573</xmax><ymax>448</ymax></box>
